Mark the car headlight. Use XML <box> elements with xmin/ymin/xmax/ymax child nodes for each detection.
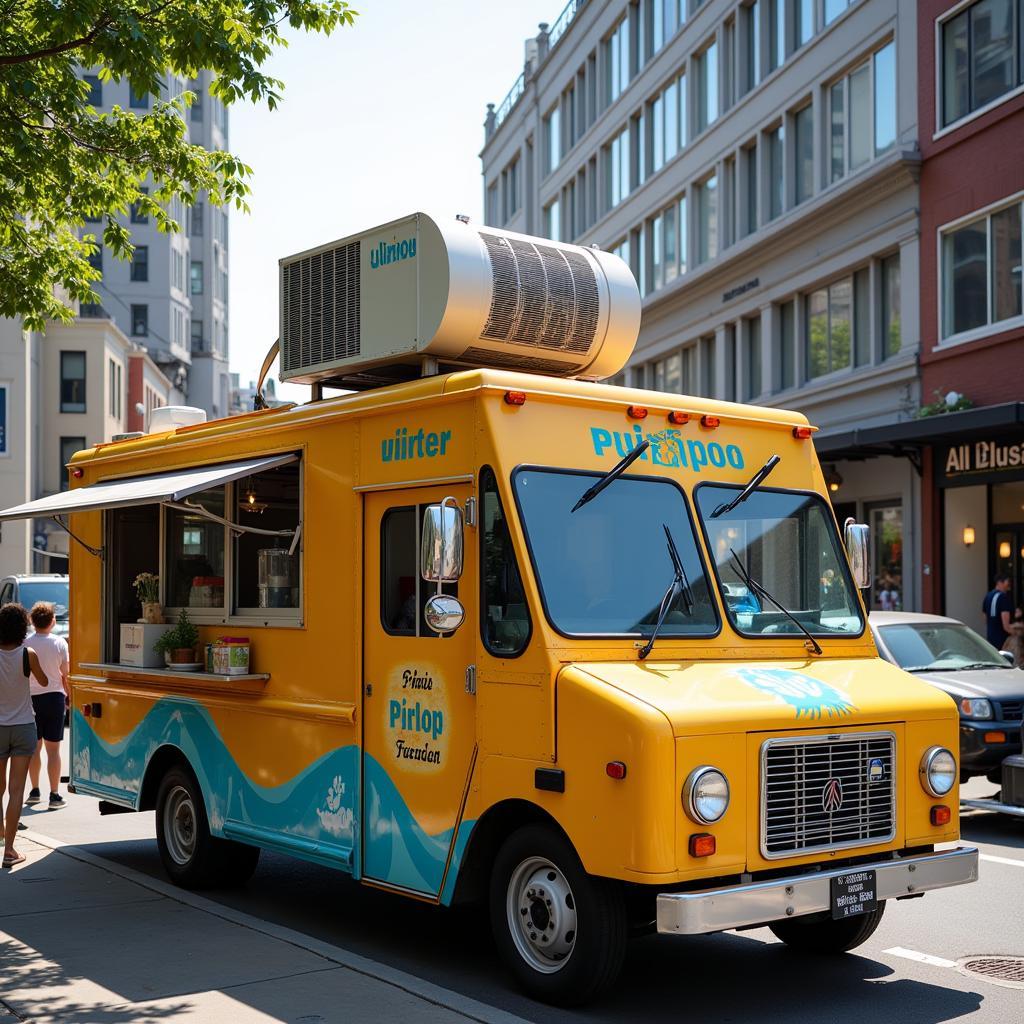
<box><xmin>683</xmin><ymin>766</ymin><xmax>730</xmax><ymax>824</ymax></box>
<box><xmin>957</xmin><ymin>697</ymin><xmax>993</xmax><ymax>719</ymax></box>
<box><xmin>920</xmin><ymin>746</ymin><xmax>957</xmax><ymax>797</ymax></box>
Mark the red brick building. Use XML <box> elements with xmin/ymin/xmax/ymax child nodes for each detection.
<box><xmin>917</xmin><ymin>0</ymin><xmax>1024</xmax><ymax>622</ymax></box>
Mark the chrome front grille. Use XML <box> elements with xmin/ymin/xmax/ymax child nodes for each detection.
<box><xmin>760</xmin><ymin>732</ymin><xmax>896</xmax><ymax>860</ymax></box>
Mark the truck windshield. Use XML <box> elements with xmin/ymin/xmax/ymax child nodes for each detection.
<box><xmin>512</xmin><ymin>468</ymin><xmax>719</xmax><ymax>638</ymax></box>
<box><xmin>695</xmin><ymin>485</ymin><xmax>863</xmax><ymax>638</ymax></box>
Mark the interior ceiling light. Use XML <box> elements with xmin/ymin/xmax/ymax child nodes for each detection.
<box><xmin>241</xmin><ymin>480</ymin><xmax>267</xmax><ymax>514</ymax></box>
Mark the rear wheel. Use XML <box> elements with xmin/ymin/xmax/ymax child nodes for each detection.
<box><xmin>155</xmin><ymin>765</ymin><xmax>260</xmax><ymax>889</ymax></box>
<box><xmin>489</xmin><ymin>824</ymin><xmax>627</xmax><ymax>1006</ymax></box>
<box><xmin>768</xmin><ymin>902</ymin><xmax>886</xmax><ymax>953</ymax></box>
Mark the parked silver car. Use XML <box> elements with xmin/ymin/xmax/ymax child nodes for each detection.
<box><xmin>0</xmin><ymin>574</ymin><xmax>69</xmax><ymax>639</ymax></box>
<box><xmin>870</xmin><ymin>611</ymin><xmax>1024</xmax><ymax>782</ymax></box>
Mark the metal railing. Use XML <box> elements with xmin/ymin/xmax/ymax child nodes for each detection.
<box><xmin>493</xmin><ymin>71</ymin><xmax>526</xmax><ymax>134</ymax></box>
<box><xmin>548</xmin><ymin>0</ymin><xmax>587</xmax><ymax>49</ymax></box>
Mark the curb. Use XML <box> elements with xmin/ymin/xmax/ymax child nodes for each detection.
<box><xmin>21</xmin><ymin>829</ymin><xmax>530</xmax><ymax>1024</ymax></box>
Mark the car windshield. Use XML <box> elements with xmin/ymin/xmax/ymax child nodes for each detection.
<box><xmin>512</xmin><ymin>468</ymin><xmax>718</xmax><ymax>638</ymax></box>
<box><xmin>695</xmin><ymin>485</ymin><xmax>863</xmax><ymax>637</ymax></box>
<box><xmin>19</xmin><ymin>581</ymin><xmax>69</xmax><ymax>619</ymax></box>
<box><xmin>878</xmin><ymin>622</ymin><xmax>1009</xmax><ymax>671</ymax></box>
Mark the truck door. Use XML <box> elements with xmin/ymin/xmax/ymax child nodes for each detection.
<box><xmin>362</xmin><ymin>484</ymin><xmax>477</xmax><ymax>897</ymax></box>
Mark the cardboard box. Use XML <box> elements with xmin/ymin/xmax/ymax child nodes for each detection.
<box><xmin>119</xmin><ymin>623</ymin><xmax>173</xmax><ymax>667</ymax></box>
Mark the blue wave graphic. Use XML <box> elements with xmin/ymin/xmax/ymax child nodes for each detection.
<box><xmin>73</xmin><ymin>699</ymin><xmax>475</xmax><ymax>900</ymax></box>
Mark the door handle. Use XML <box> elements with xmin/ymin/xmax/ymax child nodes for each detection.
<box><xmin>365</xmin><ymin>683</ymin><xmax>373</xmax><ymax>697</ymax></box>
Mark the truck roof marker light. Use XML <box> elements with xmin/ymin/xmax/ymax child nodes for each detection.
<box><xmin>627</xmin><ymin>405</ymin><xmax>648</xmax><ymax>419</ymax></box>
<box><xmin>688</xmin><ymin>833</ymin><xmax>716</xmax><ymax>858</ymax></box>
<box><xmin>72</xmin><ymin>467</ymin><xmax>84</xmax><ymax>478</ymax></box>
<box><xmin>606</xmin><ymin>761</ymin><xmax>627</xmax><ymax>780</ymax></box>
<box><xmin>792</xmin><ymin>426</ymin><xmax>813</xmax><ymax>440</ymax></box>
<box><xmin>700</xmin><ymin>415</ymin><xmax>720</xmax><ymax>429</ymax></box>
<box><xmin>930</xmin><ymin>805</ymin><xmax>951</xmax><ymax>827</ymax></box>
<box><xmin>503</xmin><ymin>390</ymin><xmax>527</xmax><ymax>406</ymax></box>
<box><xmin>668</xmin><ymin>411</ymin><xmax>689</xmax><ymax>425</ymax></box>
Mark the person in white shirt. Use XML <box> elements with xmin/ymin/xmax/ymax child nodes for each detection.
<box><xmin>24</xmin><ymin>603</ymin><xmax>69</xmax><ymax>810</ymax></box>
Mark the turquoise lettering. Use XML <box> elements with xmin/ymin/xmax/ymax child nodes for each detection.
<box><xmin>389</xmin><ymin>700</ymin><xmax>401</xmax><ymax>728</ymax></box>
<box><xmin>726</xmin><ymin>445</ymin><xmax>744</xmax><ymax>469</ymax></box>
<box><xmin>439</xmin><ymin>430</ymin><xmax>452</xmax><ymax>455</ymax></box>
<box><xmin>708</xmin><ymin>442</ymin><xmax>726</xmax><ymax>468</ymax></box>
<box><xmin>687</xmin><ymin>440</ymin><xmax>708</xmax><ymax>473</ymax></box>
<box><xmin>591</xmin><ymin>427</ymin><xmax>613</xmax><ymax>455</ymax></box>
<box><xmin>425</xmin><ymin>433</ymin><xmax>439</xmax><ymax>457</ymax></box>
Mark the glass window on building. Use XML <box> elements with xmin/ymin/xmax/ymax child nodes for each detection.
<box><xmin>768</xmin><ymin>0</ymin><xmax>785</xmax><ymax>72</ymax></box>
<box><xmin>652</xmin><ymin>350</ymin><xmax>683</xmax><ymax>393</ymax></box>
<box><xmin>501</xmin><ymin>157</ymin><xmax>520</xmax><ymax>222</ymax></box>
<box><xmin>648</xmin><ymin>201</ymin><xmax>680</xmax><ymax>292</ymax></box>
<box><xmin>779</xmin><ymin>298</ymin><xmax>795</xmax><ymax>390</ymax></box>
<box><xmin>697</xmin><ymin>174</ymin><xmax>718</xmax><ymax>265</ymax></box>
<box><xmin>192</xmin><ymin>201</ymin><xmax>204</xmax><ymax>236</ymax></box>
<box><xmin>941</xmin><ymin>0</ymin><xmax>1024</xmax><ymax>128</ymax></box>
<box><xmin>796</xmin><ymin>0</ymin><xmax>815</xmax><ymax>47</ymax></box>
<box><xmin>84</xmin><ymin>74</ymin><xmax>102</xmax><ymax>106</ymax></box>
<box><xmin>604</xmin><ymin>126</ymin><xmax>630</xmax><ymax>209</ymax></box>
<box><xmin>190</xmin><ymin>80</ymin><xmax>203</xmax><ymax>121</ymax></box>
<box><xmin>131</xmin><ymin>304</ymin><xmax>148</xmax><ymax>337</ymax></box>
<box><xmin>486</xmin><ymin>182</ymin><xmax>499</xmax><ymax>225</ymax></box>
<box><xmin>87</xmin><ymin>241</ymin><xmax>103</xmax><ymax>274</ymax></box>
<box><xmin>744</xmin><ymin>316</ymin><xmax>762</xmax><ymax>400</ymax></box>
<box><xmin>825</xmin><ymin>0</ymin><xmax>851</xmax><ymax>25</ymax></box>
<box><xmin>696</xmin><ymin>40</ymin><xmax>718</xmax><ymax>133</ymax></box>
<box><xmin>60</xmin><ymin>351</ymin><xmax>86</xmax><ymax>413</ymax></box>
<box><xmin>190</xmin><ymin>259</ymin><xmax>203</xmax><ymax>295</ymax></box>
<box><xmin>191</xmin><ymin>319</ymin><xmax>203</xmax><ymax>350</ymax></box>
<box><xmin>699</xmin><ymin>335</ymin><xmax>715</xmax><ymax>396</ymax></box>
<box><xmin>130</xmin><ymin>245</ymin><xmax>148</xmax><ymax>282</ymax></box>
<box><xmin>678</xmin><ymin>194</ymin><xmax>688</xmax><ymax>275</ymax></box>
<box><xmin>544</xmin><ymin>198</ymin><xmax>561</xmax><ymax>242</ymax></box>
<box><xmin>831</xmin><ymin>42</ymin><xmax>896</xmax><ymax>182</ymax></box>
<box><xmin>722</xmin><ymin>156</ymin><xmax>736</xmax><ymax>250</ymax></box>
<box><xmin>743</xmin><ymin>142</ymin><xmax>758</xmax><ymax>236</ymax></box>
<box><xmin>806</xmin><ymin>276</ymin><xmax>854</xmax><ymax>379</ymax></box>
<box><xmin>867</xmin><ymin>501</ymin><xmax>904</xmax><ymax>611</ymax></box>
<box><xmin>881</xmin><ymin>253</ymin><xmax>901</xmax><ymax>357</ymax></box>
<box><xmin>59</xmin><ymin>437</ymin><xmax>86</xmax><ymax>491</ymax></box>
<box><xmin>605</xmin><ymin>16</ymin><xmax>631</xmax><ymax>104</ymax></box>
<box><xmin>633</xmin><ymin>110</ymin><xmax>647</xmax><ymax>186</ymax></box>
<box><xmin>767</xmin><ymin>124</ymin><xmax>784</xmax><ymax>220</ymax></box>
<box><xmin>794</xmin><ymin>104</ymin><xmax>814</xmax><ymax>205</ymax></box>
<box><xmin>942</xmin><ymin>198</ymin><xmax>1022</xmax><ymax>339</ymax></box>
<box><xmin>611</xmin><ymin>236</ymin><xmax>631</xmax><ymax>271</ymax></box>
<box><xmin>129</xmin><ymin>85</ymin><xmax>148</xmax><ymax>109</ymax></box>
<box><xmin>742</xmin><ymin>1</ymin><xmax>761</xmax><ymax>95</ymax></box>
<box><xmin>854</xmin><ymin>266</ymin><xmax>871</xmax><ymax>365</ymax></box>
<box><xmin>544</xmin><ymin>105</ymin><xmax>561</xmax><ymax>175</ymax></box>
<box><xmin>130</xmin><ymin>186</ymin><xmax>149</xmax><ymax>224</ymax></box>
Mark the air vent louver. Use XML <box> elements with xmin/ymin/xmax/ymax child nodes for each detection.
<box><xmin>480</xmin><ymin>232</ymin><xmax>600</xmax><ymax>354</ymax></box>
<box><xmin>280</xmin><ymin>241</ymin><xmax>361</xmax><ymax>373</ymax></box>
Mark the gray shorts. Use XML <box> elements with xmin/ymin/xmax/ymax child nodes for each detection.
<box><xmin>0</xmin><ymin>722</ymin><xmax>37</xmax><ymax>759</ymax></box>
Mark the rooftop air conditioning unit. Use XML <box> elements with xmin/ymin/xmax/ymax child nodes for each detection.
<box><xmin>277</xmin><ymin>212</ymin><xmax>640</xmax><ymax>390</ymax></box>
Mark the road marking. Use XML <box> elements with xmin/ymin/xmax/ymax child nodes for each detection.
<box><xmin>979</xmin><ymin>853</ymin><xmax>1024</xmax><ymax>868</ymax></box>
<box><xmin>884</xmin><ymin>946</ymin><xmax>958</xmax><ymax>969</ymax></box>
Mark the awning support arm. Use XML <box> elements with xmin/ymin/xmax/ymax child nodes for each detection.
<box><xmin>162</xmin><ymin>500</ymin><xmax>300</xmax><ymax>543</ymax></box>
<box><xmin>51</xmin><ymin>516</ymin><xmax>104</xmax><ymax>558</ymax></box>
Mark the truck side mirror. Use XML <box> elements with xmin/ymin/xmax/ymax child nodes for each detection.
<box><xmin>843</xmin><ymin>518</ymin><xmax>870</xmax><ymax>590</ymax></box>
<box><xmin>421</xmin><ymin>497</ymin><xmax>464</xmax><ymax>582</ymax></box>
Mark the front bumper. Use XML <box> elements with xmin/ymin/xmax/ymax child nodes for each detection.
<box><xmin>960</xmin><ymin>719</ymin><xmax>1022</xmax><ymax>773</ymax></box>
<box><xmin>656</xmin><ymin>846</ymin><xmax>978</xmax><ymax>935</ymax></box>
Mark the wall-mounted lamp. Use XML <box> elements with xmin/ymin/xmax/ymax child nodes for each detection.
<box><xmin>962</xmin><ymin>525</ymin><xmax>976</xmax><ymax>547</ymax></box>
<box><xmin>999</xmin><ymin>541</ymin><xmax>1012</xmax><ymax>559</ymax></box>
<box><xmin>824</xmin><ymin>466</ymin><xmax>843</xmax><ymax>493</ymax></box>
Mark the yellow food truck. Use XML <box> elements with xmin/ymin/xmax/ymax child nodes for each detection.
<box><xmin>0</xmin><ymin>214</ymin><xmax>977</xmax><ymax>1005</ymax></box>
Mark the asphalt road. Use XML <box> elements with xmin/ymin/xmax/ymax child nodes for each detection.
<box><xmin>20</xmin><ymin>761</ymin><xmax>1024</xmax><ymax>1023</ymax></box>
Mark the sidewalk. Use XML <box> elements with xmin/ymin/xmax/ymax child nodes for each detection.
<box><xmin>0</xmin><ymin>831</ymin><xmax>527</xmax><ymax>1024</ymax></box>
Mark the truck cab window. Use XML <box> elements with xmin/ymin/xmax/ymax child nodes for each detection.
<box><xmin>481</xmin><ymin>466</ymin><xmax>530</xmax><ymax>656</ymax></box>
<box><xmin>381</xmin><ymin>503</ymin><xmax>457</xmax><ymax>638</ymax></box>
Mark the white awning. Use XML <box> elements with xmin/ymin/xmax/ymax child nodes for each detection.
<box><xmin>0</xmin><ymin>453</ymin><xmax>299</xmax><ymax>523</ymax></box>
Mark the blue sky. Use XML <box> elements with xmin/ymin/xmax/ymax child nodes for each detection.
<box><xmin>229</xmin><ymin>0</ymin><xmax>556</xmax><ymax>400</ymax></box>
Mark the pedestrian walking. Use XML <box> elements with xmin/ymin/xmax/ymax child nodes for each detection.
<box><xmin>982</xmin><ymin>574</ymin><xmax>1015</xmax><ymax>651</ymax></box>
<box><xmin>1</xmin><ymin>603</ymin><xmax>49</xmax><ymax>868</ymax></box>
<box><xmin>25</xmin><ymin>602</ymin><xmax>70</xmax><ymax>810</ymax></box>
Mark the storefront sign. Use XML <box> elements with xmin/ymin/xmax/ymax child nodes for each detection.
<box><xmin>723</xmin><ymin>278</ymin><xmax>760</xmax><ymax>302</ymax></box>
<box><xmin>938</xmin><ymin>435</ymin><xmax>1024</xmax><ymax>486</ymax></box>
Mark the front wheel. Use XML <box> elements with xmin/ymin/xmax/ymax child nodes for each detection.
<box><xmin>489</xmin><ymin>824</ymin><xmax>627</xmax><ymax>1006</ymax></box>
<box><xmin>155</xmin><ymin>764</ymin><xmax>260</xmax><ymax>889</ymax></box>
<box><xmin>768</xmin><ymin>902</ymin><xmax>886</xmax><ymax>952</ymax></box>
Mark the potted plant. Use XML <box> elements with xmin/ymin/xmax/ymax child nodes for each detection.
<box><xmin>153</xmin><ymin>608</ymin><xmax>200</xmax><ymax>666</ymax></box>
<box><xmin>133</xmin><ymin>572</ymin><xmax>162</xmax><ymax>624</ymax></box>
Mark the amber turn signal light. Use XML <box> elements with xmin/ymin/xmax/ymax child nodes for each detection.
<box><xmin>606</xmin><ymin>761</ymin><xmax>627</xmax><ymax>780</ymax></box>
<box><xmin>688</xmin><ymin>833</ymin><xmax>716</xmax><ymax>857</ymax></box>
<box><xmin>984</xmin><ymin>732</ymin><xmax>1006</xmax><ymax>743</ymax></box>
<box><xmin>700</xmin><ymin>415</ymin><xmax>720</xmax><ymax>429</ymax></box>
<box><xmin>627</xmin><ymin>405</ymin><xmax>648</xmax><ymax>419</ymax></box>
<box><xmin>930</xmin><ymin>805</ymin><xmax>952</xmax><ymax>826</ymax></box>
<box><xmin>668</xmin><ymin>410</ymin><xmax>689</xmax><ymax>425</ymax></box>
<box><xmin>503</xmin><ymin>391</ymin><xmax>527</xmax><ymax>406</ymax></box>
<box><xmin>792</xmin><ymin>426</ymin><xmax>813</xmax><ymax>439</ymax></box>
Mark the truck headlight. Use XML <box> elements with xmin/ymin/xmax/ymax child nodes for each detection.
<box><xmin>958</xmin><ymin>697</ymin><xmax>992</xmax><ymax>719</ymax></box>
<box><xmin>920</xmin><ymin>746</ymin><xmax>957</xmax><ymax>797</ymax></box>
<box><xmin>683</xmin><ymin>766</ymin><xmax>730</xmax><ymax>824</ymax></box>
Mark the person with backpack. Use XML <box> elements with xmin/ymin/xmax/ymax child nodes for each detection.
<box><xmin>0</xmin><ymin>603</ymin><xmax>49</xmax><ymax>868</ymax></box>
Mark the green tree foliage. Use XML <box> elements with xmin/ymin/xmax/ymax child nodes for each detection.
<box><xmin>0</xmin><ymin>1</ymin><xmax>356</xmax><ymax>330</ymax></box>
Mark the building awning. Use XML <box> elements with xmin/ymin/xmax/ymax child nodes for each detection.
<box><xmin>0</xmin><ymin>453</ymin><xmax>298</xmax><ymax>523</ymax></box>
<box><xmin>814</xmin><ymin>402</ymin><xmax>1024</xmax><ymax>463</ymax></box>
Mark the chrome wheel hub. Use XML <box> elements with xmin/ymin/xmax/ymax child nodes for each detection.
<box><xmin>163</xmin><ymin>785</ymin><xmax>197</xmax><ymax>866</ymax></box>
<box><xmin>506</xmin><ymin>856</ymin><xmax>577</xmax><ymax>974</ymax></box>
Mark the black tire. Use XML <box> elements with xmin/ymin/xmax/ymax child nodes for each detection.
<box><xmin>489</xmin><ymin>823</ymin><xmax>627</xmax><ymax>1006</ymax></box>
<box><xmin>155</xmin><ymin>764</ymin><xmax>260</xmax><ymax>889</ymax></box>
<box><xmin>768</xmin><ymin>902</ymin><xmax>886</xmax><ymax>953</ymax></box>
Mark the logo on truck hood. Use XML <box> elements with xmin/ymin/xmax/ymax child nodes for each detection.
<box><xmin>733</xmin><ymin>667</ymin><xmax>857</xmax><ymax>720</ymax></box>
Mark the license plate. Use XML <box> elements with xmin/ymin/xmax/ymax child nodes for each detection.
<box><xmin>830</xmin><ymin>869</ymin><xmax>877</xmax><ymax>920</ymax></box>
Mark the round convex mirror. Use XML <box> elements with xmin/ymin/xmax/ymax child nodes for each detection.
<box><xmin>424</xmin><ymin>594</ymin><xmax>465</xmax><ymax>634</ymax></box>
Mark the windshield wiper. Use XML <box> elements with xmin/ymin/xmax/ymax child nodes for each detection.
<box><xmin>638</xmin><ymin>524</ymin><xmax>694</xmax><ymax>660</ymax></box>
<box><xmin>571</xmin><ymin>439</ymin><xmax>650</xmax><ymax>513</ymax></box>
<box><xmin>710</xmin><ymin>454</ymin><xmax>781</xmax><ymax>518</ymax></box>
<box><xmin>728</xmin><ymin>548</ymin><xmax>823</xmax><ymax>656</ymax></box>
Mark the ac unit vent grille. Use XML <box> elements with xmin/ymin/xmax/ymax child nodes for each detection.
<box><xmin>459</xmin><ymin>346</ymin><xmax>585</xmax><ymax>375</ymax></box>
<box><xmin>480</xmin><ymin>233</ymin><xmax>599</xmax><ymax>354</ymax></box>
<box><xmin>281</xmin><ymin>241</ymin><xmax>361</xmax><ymax>373</ymax></box>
